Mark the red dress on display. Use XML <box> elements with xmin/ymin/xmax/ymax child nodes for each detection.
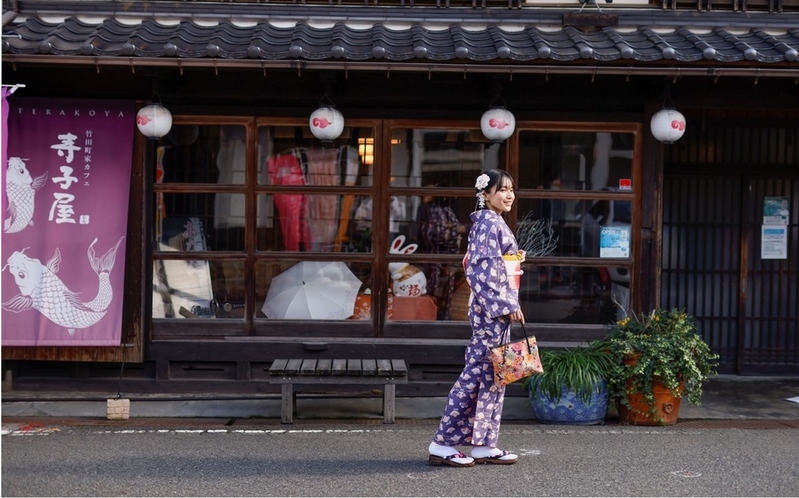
<box><xmin>267</xmin><ymin>152</ymin><xmax>310</xmax><ymax>251</ymax></box>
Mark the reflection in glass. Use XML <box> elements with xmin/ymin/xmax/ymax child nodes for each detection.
<box><xmin>155</xmin><ymin>193</ymin><xmax>245</xmax><ymax>252</ymax></box>
<box><xmin>515</xmin><ymin>199</ymin><xmax>632</xmax><ymax>258</ymax></box>
<box><xmin>518</xmin><ymin>131</ymin><xmax>634</xmax><ymax>191</ymax></box>
<box><xmin>155</xmin><ymin>125</ymin><xmax>246</xmax><ymax>184</ymax></box>
<box><xmin>152</xmin><ymin>260</ymin><xmax>245</xmax><ymax>319</ymax></box>
<box><xmin>386</xmin><ymin>194</ymin><xmax>470</xmax><ymax>255</ymax></box>
<box><xmin>257</xmin><ymin>126</ymin><xmax>374</xmax><ymax>186</ymax></box>
<box><xmin>520</xmin><ymin>265</ymin><xmax>630</xmax><ymax>324</ymax></box>
<box><xmin>257</xmin><ymin>194</ymin><xmax>373</xmax><ymax>252</ymax></box>
<box><xmin>389</xmin><ymin>128</ymin><xmax>504</xmax><ymax>189</ymax></box>
<box><xmin>255</xmin><ymin>261</ymin><xmax>371</xmax><ymax>320</ymax></box>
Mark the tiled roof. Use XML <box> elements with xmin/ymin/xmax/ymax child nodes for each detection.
<box><xmin>3</xmin><ymin>16</ymin><xmax>799</xmax><ymax>65</ymax></box>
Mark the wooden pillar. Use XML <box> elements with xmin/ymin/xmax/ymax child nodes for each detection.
<box><xmin>637</xmin><ymin>103</ymin><xmax>665</xmax><ymax>313</ymax></box>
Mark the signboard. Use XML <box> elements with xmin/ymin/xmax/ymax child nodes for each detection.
<box><xmin>2</xmin><ymin>98</ymin><xmax>134</xmax><ymax>346</ymax></box>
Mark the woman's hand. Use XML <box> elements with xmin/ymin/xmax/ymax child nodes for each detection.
<box><xmin>517</xmin><ymin>250</ymin><xmax>526</xmax><ymax>263</ymax></box>
<box><xmin>508</xmin><ymin>309</ymin><xmax>525</xmax><ymax>323</ymax></box>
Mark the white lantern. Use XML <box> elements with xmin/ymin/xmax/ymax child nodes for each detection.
<box><xmin>136</xmin><ymin>103</ymin><xmax>173</xmax><ymax>139</ymax></box>
<box><xmin>480</xmin><ymin>107</ymin><xmax>516</xmax><ymax>143</ymax></box>
<box><xmin>650</xmin><ymin>108</ymin><xmax>686</xmax><ymax>144</ymax></box>
<box><xmin>309</xmin><ymin>105</ymin><xmax>344</xmax><ymax>142</ymax></box>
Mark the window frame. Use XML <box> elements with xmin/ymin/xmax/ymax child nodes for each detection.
<box><xmin>149</xmin><ymin>116</ymin><xmax>643</xmax><ymax>339</ymax></box>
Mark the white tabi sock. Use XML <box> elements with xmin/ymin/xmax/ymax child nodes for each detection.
<box><xmin>428</xmin><ymin>442</ymin><xmax>461</xmax><ymax>458</ymax></box>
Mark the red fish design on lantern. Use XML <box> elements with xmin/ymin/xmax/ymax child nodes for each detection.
<box><xmin>136</xmin><ymin>115</ymin><xmax>152</xmax><ymax>126</ymax></box>
<box><xmin>671</xmin><ymin>119</ymin><xmax>685</xmax><ymax>131</ymax></box>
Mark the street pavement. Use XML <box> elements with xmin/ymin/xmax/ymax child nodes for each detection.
<box><xmin>2</xmin><ymin>375</ymin><xmax>799</xmax><ymax>496</ymax></box>
<box><xmin>2</xmin><ymin>421</ymin><xmax>799</xmax><ymax>496</ymax></box>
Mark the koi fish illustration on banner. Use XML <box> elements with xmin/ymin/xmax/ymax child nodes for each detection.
<box><xmin>1</xmin><ymin>98</ymin><xmax>135</xmax><ymax>346</ymax></box>
<box><xmin>5</xmin><ymin>157</ymin><xmax>48</xmax><ymax>233</ymax></box>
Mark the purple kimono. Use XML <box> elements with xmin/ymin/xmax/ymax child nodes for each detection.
<box><xmin>433</xmin><ymin>209</ymin><xmax>521</xmax><ymax>448</ymax></box>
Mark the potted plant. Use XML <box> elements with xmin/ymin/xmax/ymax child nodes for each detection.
<box><xmin>605</xmin><ymin>308</ymin><xmax>719</xmax><ymax>426</ymax></box>
<box><xmin>522</xmin><ymin>341</ymin><xmax>613</xmax><ymax>425</ymax></box>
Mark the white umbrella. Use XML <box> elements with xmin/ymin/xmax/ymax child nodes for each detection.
<box><xmin>261</xmin><ymin>261</ymin><xmax>363</xmax><ymax>320</ymax></box>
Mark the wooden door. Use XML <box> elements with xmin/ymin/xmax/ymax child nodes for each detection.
<box><xmin>738</xmin><ymin>177</ymin><xmax>798</xmax><ymax>374</ymax></box>
<box><xmin>661</xmin><ymin>174</ymin><xmax>798</xmax><ymax>374</ymax></box>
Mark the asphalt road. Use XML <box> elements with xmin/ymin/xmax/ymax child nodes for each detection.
<box><xmin>2</xmin><ymin>423</ymin><xmax>798</xmax><ymax>497</ymax></box>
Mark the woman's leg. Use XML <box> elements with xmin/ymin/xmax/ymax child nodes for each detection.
<box><xmin>468</xmin><ymin>317</ymin><xmax>519</xmax><ymax>464</ymax></box>
<box><xmin>432</xmin><ymin>355</ymin><xmax>482</xmax><ymax>447</ymax></box>
<box><xmin>429</xmin><ymin>356</ymin><xmax>482</xmax><ymax>467</ymax></box>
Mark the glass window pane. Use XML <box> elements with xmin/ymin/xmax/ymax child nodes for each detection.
<box><xmin>387</xmin><ymin>263</ymin><xmax>466</xmax><ymax>322</ymax></box>
<box><xmin>155</xmin><ymin>193</ymin><xmax>245</xmax><ymax>252</ymax></box>
<box><xmin>155</xmin><ymin>125</ymin><xmax>246</xmax><ymax>184</ymax></box>
<box><xmin>516</xmin><ymin>199</ymin><xmax>632</xmax><ymax>258</ymax></box>
<box><xmin>521</xmin><ymin>265</ymin><xmax>630</xmax><ymax>324</ymax></box>
<box><xmin>389</xmin><ymin>128</ymin><xmax>505</xmax><ymax>187</ymax></box>
<box><xmin>387</xmin><ymin>194</ymin><xmax>470</xmax><ymax>255</ymax></box>
<box><xmin>518</xmin><ymin>131</ymin><xmax>634</xmax><ymax>192</ymax></box>
<box><xmin>255</xmin><ymin>261</ymin><xmax>371</xmax><ymax>320</ymax></box>
<box><xmin>389</xmin><ymin>261</ymin><xmax>626</xmax><ymax>324</ymax></box>
<box><xmin>152</xmin><ymin>260</ymin><xmax>245</xmax><ymax>319</ymax></box>
<box><xmin>257</xmin><ymin>126</ymin><xmax>374</xmax><ymax>187</ymax></box>
<box><xmin>257</xmin><ymin>194</ymin><xmax>373</xmax><ymax>253</ymax></box>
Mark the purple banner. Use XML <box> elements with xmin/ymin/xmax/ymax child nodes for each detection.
<box><xmin>2</xmin><ymin>98</ymin><xmax>135</xmax><ymax>346</ymax></box>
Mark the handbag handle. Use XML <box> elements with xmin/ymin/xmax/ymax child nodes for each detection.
<box><xmin>500</xmin><ymin>321</ymin><xmax>534</xmax><ymax>365</ymax></box>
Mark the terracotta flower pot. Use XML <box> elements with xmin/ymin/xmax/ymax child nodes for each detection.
<box><xmin>617</xmin><ymin>378</ymin><xmax>684</xmax><ymax>426</ymax></box>
<box><xmin>617</xmin><ymin>354</ymin><xmax>684</xmax><ymax>426</ymax></box>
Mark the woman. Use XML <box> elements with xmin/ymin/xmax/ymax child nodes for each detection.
<box><xmin>428</xmin><ymin>169</ymin><xmax>526</xmax><ymax>467</ymax></box>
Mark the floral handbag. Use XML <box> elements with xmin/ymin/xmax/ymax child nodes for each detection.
<box><xmin>489</xmin><ymin>322</ymin><xmax>544</xmax><ymax>387</ymax></box>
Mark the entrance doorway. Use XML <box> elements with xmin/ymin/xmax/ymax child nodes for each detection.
<box><xmin>661</xmin><ymin>173</ymin><xmax>798</xmax><ymax>374</ymax></box>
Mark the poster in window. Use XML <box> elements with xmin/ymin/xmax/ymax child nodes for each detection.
<box><xmin>761</xmin><ymin>226</ymin><xmax>788</xmax><ymax>260</ymax></box>
<box><xmin>1</xmin><ymin>98</ymin><xmax>134</xmax><ymax>346</ymax></box>
<box><xmin>763</xmin><ymin>197</ymin><xmax>790</xmax><ymax>226</ymax></box>
<box><xmin>599</xmin><ymin>226</ymin><xmax>630</xmax><ymax>258</ymax></box>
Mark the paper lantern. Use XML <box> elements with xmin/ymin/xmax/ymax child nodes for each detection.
<box><xmin>309</xmin><ymin>105</ymin><xmax>344</xmax><ymax>142</ymax></box>
<box><xmin>136</xmin><ymin>103</ymin><xmax>172</xmax><ymax>139</ymax></box>
<box><xmin>650</xmin><ymin>108</ymin><xmax>686</xmax><ymax>144</ymax></box>
<box><xmin>480</xmin><ymin>106</ymin><xmax>516</xmax><ymax>143</ymax></box>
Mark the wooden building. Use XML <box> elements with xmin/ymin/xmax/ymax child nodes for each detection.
<box><xmin>2</xmin><ymin>0</ymin><xmax>797</xmax><ymax>398</ymax></box>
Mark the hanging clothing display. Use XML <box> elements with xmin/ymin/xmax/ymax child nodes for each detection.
<box><xmin>267</xmin><ymin>150</ymin><xmax>310</xmax><ymax>251</ymax></box>
<box><xmin>335</xmin><ymin>146</ymin><xmax>360</xmax><ymax>251</ymax></box>
<box><xmin>304</xmin><ymin>148</ymin><xmax>341</xmax><ymax>252</ymax></box>
<box><xmin>268</xmin><ymin>146</ymin><xmax>363</xmax><ymax>252</ymax></box>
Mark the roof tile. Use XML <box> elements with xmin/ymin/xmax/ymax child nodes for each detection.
<box><xmin>4</xmin><ymin>16</ymin><xmax>799</xmax><ymax>65</ymax></box>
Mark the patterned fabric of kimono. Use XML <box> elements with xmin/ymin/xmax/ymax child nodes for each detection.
<box><xmin>433</xmin><ymin>209</ymin><xmax>521</xmax><ymax>448</ymax></box>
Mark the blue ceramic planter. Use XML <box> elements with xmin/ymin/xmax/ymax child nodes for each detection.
<box><xmin>529</xmin><ymin>381</ymin><xmax>609</xmax><ymax>425</ymax></box>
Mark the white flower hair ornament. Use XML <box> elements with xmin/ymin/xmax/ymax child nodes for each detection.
<box><xmin>475</xmin><ymin>173</ymin><xmax>490</xmax><ymax>191</ymax></box>
<box><xmin>475</xmin><ymin>173</ymin><xmax>490</xmax><ymax>209</ymax></box>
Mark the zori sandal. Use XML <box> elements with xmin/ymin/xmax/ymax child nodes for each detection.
<box><xmin>429</xmin><ymin>452</ymin><xmax>475</xmax><ymax>467</ymax></box>
<box><xmin>473</xmin><ymin>450</ymin><xmax>518</xmax><ymax>465</ymax></box>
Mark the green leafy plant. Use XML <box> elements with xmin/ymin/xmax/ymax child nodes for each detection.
<box><xmin>522</xmin><ymin>341</ymin><xmax>613</xmax><ymax>404</ymax></box>
<box><xmin>605</xmin><ymin>308</ymin><xmax>719</xmax><ymax>422</ymax></box>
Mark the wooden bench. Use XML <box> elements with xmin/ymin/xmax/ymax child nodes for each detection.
<box><xmin>268</xmin><ymin>359</ymin><xmax>408</xmax><ymax>424</ymax></box>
